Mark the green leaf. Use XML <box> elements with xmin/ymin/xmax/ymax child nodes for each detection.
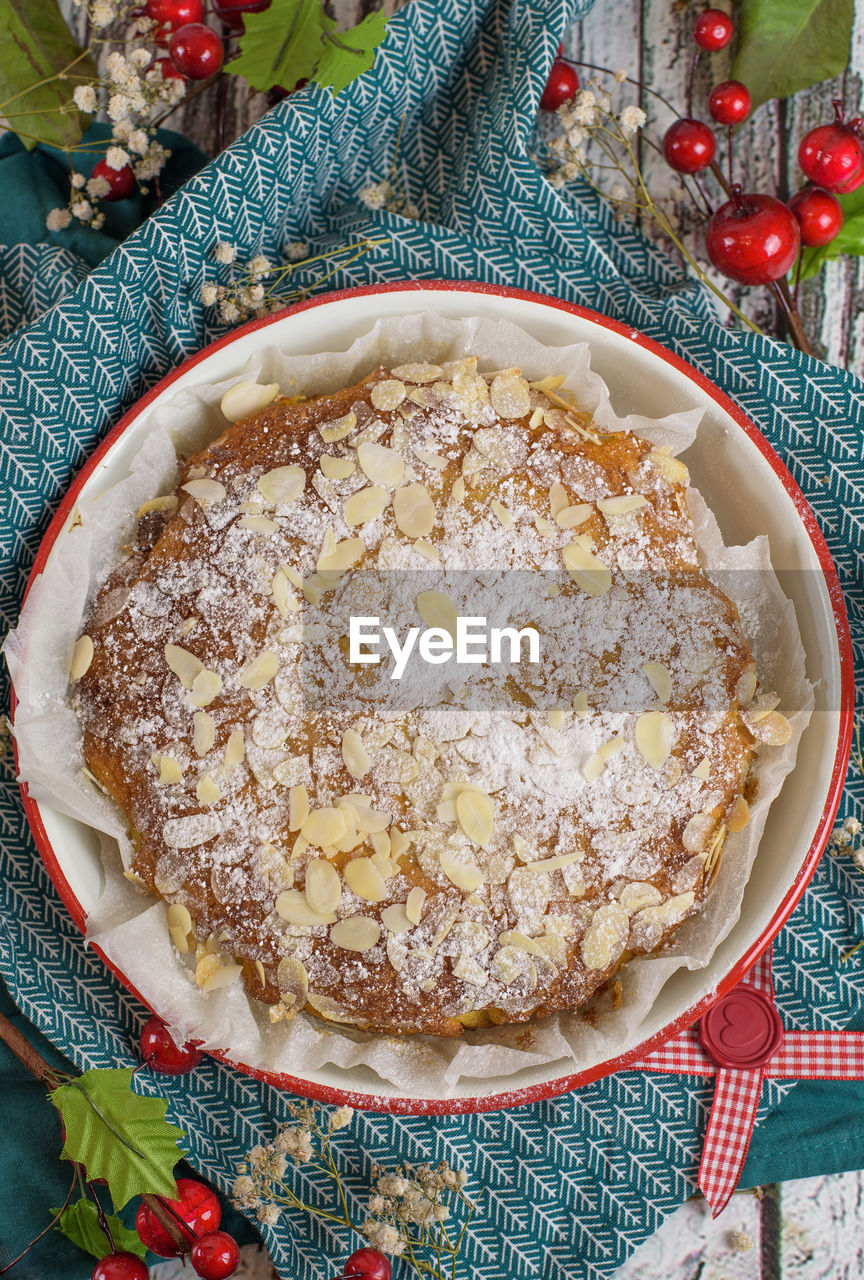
<box><xmin>0</xmin><ymin>0</ymin><xmax>97</xmax><ymax>150</ymax></box>
<box><xmin>732</xmin><ymin>0</ymin><xmax>854</xmax><ymax>110</ymax></box>
<box><xmin>50</xmin><ymin>1068</ymin><xmax>186</xmax><ymax>1210</ymax></box>
<box><xmin>799</xmin><ymin>184</ymin><xmax>864</xmax><ymax>278</ymax></box>
<box><xmin>230</xmin><ymin>0</ymin><xmax>329</xmax><ymax>93</ymax></box>
<box><xmin>52</xmin><ymin>1198</ymin><xmax>147</xmax><ymax>1262</ymax></box>
<box><xmin>314</xmin><ymin>12</ymin><xmax>390</xmax><ymax>96</ymax></box>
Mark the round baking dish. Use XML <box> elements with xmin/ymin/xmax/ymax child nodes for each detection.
<box><xmin>12</xmin><ymin>281</ymin><xmax>853</xmax><ymax>1113</ymax></box>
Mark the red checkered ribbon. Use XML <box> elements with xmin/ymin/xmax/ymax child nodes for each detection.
<box><xmin>629</xmin><ymin>952</ymin><xmax>864</xmax><ymax>1215</ymax></box>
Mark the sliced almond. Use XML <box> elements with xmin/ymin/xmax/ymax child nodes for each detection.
<box><xmin>727</xmin><ymin>795</ymin><xmax>750</xmax><ymax>832</ymax></box>
<box><xmin>238</xmin><ymin>515</ymin><xmax>278</xmax><ymax>534</ymax></box>
<box><xmin>271</xmin><ymin>568</ymin><xmax>300</xmax><ymax>617</ymax></box>
<box><xmin>391</xmin><ymin>362</ymin><xmax>441</xmax><ymax>384</ymax></box>
<box><xmin>693</xmin><ymin>757</ymin><xmax>711</xmax><ymax>780</ymax></box>
<box><xmin>599</xmin><ymin>737</ymin><xmax>626</xmax><ymax>762</ymax></box>
<box><xmin>318</xmin><ymin>409</ymin><xmax>357</xmax><ymax>443</ymax></box>
<box><xmin>414</xmin><ymin>538</ymin><xmax>440</xmax><ymax>562</ymax></box>
<box><xmin>456</xmin><ymin>788</ymin><xmax>495</xmax><ymax>847</ymax></box>
<box><xmin>220</xmin><ymin>380</ymin><xmax>279</xmax><ymax>422</ymax></box>
<box><xmin>492</xmin><ymin>945</ymin><xmax>537</xmax><ymax>988</ymax></box>
<box><xmin>390</xmin><ymin>827</ymin><xmax>410</xmax><ymax>859</ymax></box>
<box><xmin>157</xmin><ymin>756</ymin><xmax>182</xmax><ymax>784</ymax></box>
<box><xmin>439</xmin><ymin>849</ymin><xmax>485</xmax><ymax>893</ymax></box>
<box><xmin>357</xmin><ymin>441</ymin><xmax>404</xmax><ymax>487</ymax></box>
<box><xmin>288</xmin><ymin>784</ymin><xmax>309</xmax><ymax>832</ymax></box>
<box><xmin>736</xmin><ymin>666</ymin><xmax>758</xmax><ymax>704</ymax></box>
<box><xmin>256</xmin><ymin>465</ymin><xmax>305</xmax><ymax>506</ymax></box>
<box><xmin>381</xmin><ymin>904</ymin><xmax>412</xmax><ymax>934</ymax></box>
<box><xmin>751</xmin><ymin>711</ymin><xmax>792</xmax><ymax>746</ymax></box>
<box><xmin>342</xmin><ymin>728</ymin><xmax>370</xmax><ymax>779</ymax></box>
<box><xmin>573</xmin><ymin>691</ymin><xmax>589</xmax><ymax>717</ymax></box>
<box><xmin>164</xmin><ymin>644</ymin><xmax>204</xmax><ymax>689</ymax></box>
<box><xmin>490</xmin><ymin>371</ymin><xmax>531</xmax><ymax>419</ymax></box>
<box><xmin>330</xmin><ymin>916</ymin><xmax>381</xmax><ymax>952</ymax></box>
<box><xmin>344</xmin><ymin>485</ymin><xmax>388</xmax><ymax>526</ymax></box>
<box><xmin>305</xmin><ymin>858</ymin><xmax>342</xmax><ymax>914</ymax></box>
<box><xmin>582</xmin><ymin>751</ymin><xmax>605</xmax><ymax>782</ymax></box>
<box><xmin>555</xmin><ymin>503</ymin><xmax>593</xmax><ymax>529</ymax></box>
<box><xmin>343</xmin><ymin>856</ymin><xmax>387</xmax><ymax>902</ymax></box>
<box><xmin>643</xmin><ymin>661</ymin><xmax>672</xmax><ymax>703</ymax></box>
<box><xmin>320</xmin><ymin>454</ymin><xmax>356</xmax><ymax>480</ymax></box>
<box><xmin>181</xmin><ymin>477</ymin><xmax>226</xmax><ymax>507</ymax></box>
<box><xmin>491</xmin><ymin>499</ymin><xmax>514</xmax><ymax>528</ymax></box>
<box><xmin>196</xmin><ymin>773</ymin><xmax>222</xmax><ymax>805</ymax></box>
<box><xmin>406</xmin><ymin>886</ymin><xmax>426</xmax><ymax>924</ymax></box>
<box><xmin>598</xmin><ymin>494</ymin><xmax>649</xmax><ymax>516</ymax></box>
<box><xmin>318</xmin><ymin>536</ymin><xmax>365</xmax><ymax>574</ymax></box>
<box><xmin>70</xmin><ymin>635</ymin><xmax>94</xmax><ymax>680</ymax></box>
<box><xmin>451</xmin><ymin>477</ymin><xmax>466</xmax><ymax>502</ymax></box>
<box><xmin>163</xmin><ymin>813</ymin><xmax>221</xmax><ymax>849</ymax></box>
<box><xmin>223</xmin><ymin>728</ymin><xmax>245</xmax><ymax>768</ymax></box>
<box><xmin>189</xmin><ymin>668</ymin><xmax>222</xmax><ymax>708</ymax></box>
<box><xmin>650</xmin><ymin>446</ymin><xmax>689</xmax><ymax>486</ymax></box>
<box><xmin>682</xmin><ymin>811</ymin><xmax>715</xmax><ymax>853</ymax></box>
<box><xmin>635</xmin><ymin>711</ymin><xmax>674</xmax><ymax>769</ymax></box>
<box><xmin>562</xmin><ymin>542</ymin><xmax>612</xmax><ymax>596</ymax></box>
<box><xmin>370</xmin><ymin>830</ymin><xmax>391</xmax><ymax>858</ymax></box>
<box><xmin>301</xmin><ymin>807</ymin><xmax>348</xmax><ymax>848</ymax></box>
<box><xmin>535</xmin><ymin>516</ymin><xmax>555</xmax><ymax>537</ymax></box>
<box><xmin>169</xmin><ymin>924</ymin><xmax>190</xmax><ymax>954</ymax></box>
<box><xmin>527</xmin><ymin>851</ymin><xmax>582</xmax><ymax>873</ymax></box>
<box><xmin>275</xmin><ymin>889</ymin><xmax>335</xmax><ymax>927</ymax></box>
<box><xmin>394</xmin><ymin>484</ymin><xmax>436</xmax><ymax>538</ymax></box>
<box><xmin>414</xmin><ymin>446</ymin><xmax>448</xmax><ymax>471</ymax></box>
<box><xmin>498</xmin><ymin>929</ymin><xmax>544</xmax><ymax>957</ymax></box>
<box><xmin>548</xmin><ymin>707</ymin><xmax>567</xmax><ymax>730</ymax></box>
<box><xmin>416</xmin><ymin>589</ymin><xmax>457</xmax><ymax>641</ymax></box>
<box><xmin>238</xmin><ymin>650</ymin><xmax>278</xmax><ymax>689</ymax></box>
<box><xmin>192</xmin><ymin>711</ymin><xmax>215</xmax><ymax>757</ymax></box>
<box><xmin>370</xmin><ymin>379</ymin><xmax>407</xmax><ymax>411</ymax></box>
<box><xmin>581</xmin><ymin>902</ymin><xmax>630</xmax><ymax>970</ymax></box>
<box><xmin>276</xmin><ymin>956</ymin><xmax>309</xmax><ymax>1010</ymax></box>
<box><xmin>138</xmin><ymin>494</ymin><xmax>177</xmax><ymax>518</ymax></box>
<box><xmin>619</xmin><ymin>881</ymin><xmax>663</xmax><ymax>911</ymax></box>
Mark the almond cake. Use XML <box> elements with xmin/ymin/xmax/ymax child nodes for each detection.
<box><xmin>70</xmin><ymin>359</ymin><xmax>791</xmax><ymax>1037</ymax></box>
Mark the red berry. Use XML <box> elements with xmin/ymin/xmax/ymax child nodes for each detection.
<box><xmin>190</xmin><ymin>1231</ymin><xmax>240</xmax><ymax>1279</ymax></box>
<box><xmin>706</xmin><ymin>186</ymin><xmax>800</xmax><ymax>285</ymax></box>
<box><xmin>144</xmin><ymin>0</ymin><xmax>204</xmax><ymax>39</ymax></box>
<box><xmin>169</xmin><ymin>24</ymin><xmax>224</xmax><ymax>80</ymax></box>
<box><xmin>213</xmin><ymin>0</ymin><xmax>272</xmax><ymax>27</ymax></box>
<box><xmin>135</xmin><ymin>1180</ymin><xmax>221</xmax><ymax>1258</ymax></box>
<box><xmin>539</xmin><ymin>60</ymin><xmax>579</xmax><ymax>112</ymax></box>
<box><xmin>662</xmin><ymin>118</ymin><xmax>717</xmax><ymax>174</ymax></box>
<box><xmin>834</xmin><ymin>164</ymin><xmax>864</xmax><ymax>193</ymax></box>
<box><xmin>343</xmin><ymin>1249</ymin><xmax>392</xmax><ymax>1280</ymax></box>
<box><xmin>799</xmin><ymin>102</ymin><xmax>864</xmax><ymax>192</ymax></box>
<box><xmin>708</xmin><ymin>80</ymin><xmax>752</xmax><ymax>126</ymax></box>
<box><xmin>140</xmin><ymin>1015</ymin><xmax>203</xmax><ymax>1074</ymax></box>
<box><xmin>693</xmin><ymin>8</ymin><xmax>734</xmax><ymax>50</ymax></box>
<box><xmin>789</xmin><ymin>186</ymin><xmax>844</xmax><ymax>247</ymax></box>
<box><xmin>92</xmin><ymin>159</ymin><xmax>137</xmax><ymax>202</ymax></box>
<box><xmin>92</xmin><ymin>1255</ymin><xmax>149</xmax><ymax>1280</ymax></box>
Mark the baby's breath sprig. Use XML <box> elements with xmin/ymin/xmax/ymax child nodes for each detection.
<box><xmin>232</xmin><ymin>1102</ymin><xmax>477</xmax><ymax>1279</ymax></box>
<box><xmin>199</xmin><ymin>235</ymin><xmax>391</xmax><ymax>326</ymax></box>
<box><xmin>543</xmin><ymin>70</ymin><xmax>764</xmax><ymax>337</ymax></box>
<box><xmin>358</xmin><ymin>114</ymin><xmax>419</xmax><ymax>220</ymax></box>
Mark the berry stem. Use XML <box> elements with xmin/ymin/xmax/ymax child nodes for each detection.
<box><xmin>142</xmin><ymin>1192</ymin><xmax>196</xmax><ymax>1251</ymax></box>
<box><xmin>773</xmin><ymin>277</ymin><xmax>813</xmax><ymax>355</ymax></box>
<box><xmin>686</xmin><ymin>50</ymin><xmax>700</xmax><ymax>119</ymax></box>
<box><xmin>0</xmin><ymin>1010</ymin><xmax>63</xmax><ymax>1088</ymax></box>
<box><xmin>86</xmin><ymin>1180</ymin><xmax>115</xmax><ymax>1255</ymax></box>
<box><xmin>728</xmin><ymin>125</ymin><xmax>733</xmax><ymax>190</ymax></box>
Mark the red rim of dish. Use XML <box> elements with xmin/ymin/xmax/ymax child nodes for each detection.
<box><xmin>11</xmin><ymin>280</ymin><xmax>854</xmax><ymax>1114</ymax></box>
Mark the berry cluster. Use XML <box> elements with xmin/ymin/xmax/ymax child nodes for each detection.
<box><xmin>135</xmin><ymin>0</ymin><xmax>233</xmax><ymax>81</ymax></box>
<box><xmin>540</xmin><ymin>7</ymin><xmax>855</xmax><ymax>297</ymax></box>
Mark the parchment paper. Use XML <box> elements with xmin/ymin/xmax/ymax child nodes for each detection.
<box><xmin>3</xmin><ymin>314</ymin><xmax>813</xmax><ymax>1096</ymax></box>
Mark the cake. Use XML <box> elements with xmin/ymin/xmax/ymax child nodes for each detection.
<box><xmin>71</xmin><ymin>358</ymin><xmax>791</xmax><ymax>1037</ymax></box>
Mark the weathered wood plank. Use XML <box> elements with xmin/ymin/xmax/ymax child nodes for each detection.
<box><xmin>612</xmin><ymin>1191</ymin><xmax>763</xmax><ymax>1279</ymax></box>
<box><xmin>779</xmin><ymin>1170</ymin><xmax>864</xmax><ymax>1278</ymax></box>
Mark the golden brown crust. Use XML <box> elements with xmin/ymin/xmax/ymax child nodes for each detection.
<box><xmin>73</xmin><ymin>360</ymin><xmax>777</xmax><ymax>1038</ymax></box>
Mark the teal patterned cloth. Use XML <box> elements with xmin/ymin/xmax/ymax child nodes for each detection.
<box><xmin>2</xmin><ymin>1</ymin><xmax>864</xmax><ymax>1278</ymax></box>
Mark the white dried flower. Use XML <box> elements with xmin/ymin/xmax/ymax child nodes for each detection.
<box><xmin>572</xmin><ymin>89</ymin><xmax>598</xmax><ymax>126</ymax></box>
<box><xmin>401</xmin><ymin>201</ymin><xmax>420</xmax><ymax>219</ymax></box>
<box><xmin>618</xmin><ymin>104</ymin><xmax>646</xmax><ymax>137</ymax></box>
<box><xmin>364</xmin><ymin>1221</ymin><xmax>406</xmax><ymax>1256</ymax></box>
<box><xmin>248</xmin><ymin>253</ymin><xmax>272</xmax><ymax>279</ymax></box>
<box><xmin>46</xmin><ymin>208</ymin><xmax>72</xmax><ymax>231</ymax></box>
<box><xmin>566</xmin><ymin>125</ymin><xmax>588</xmax><ymax>148</ymax></box>
<box><xmin>283</xmin><ymin>240</ymin><xmax>309</xmax><ymax>261</ymax></box>
<box><xmin>105</xmin><ymin>52</ymin><xmax>128</xmax><ymax>83</ymax></box>
<box><xmin>70</xmin><ymin>172</ymin><xmax>86</xmax><ymax>189</ymax></box>
<box><xmin>91</xmin><ymin>0</ymin><xmax>116</xmax><ymax>26</ymax></box>
<box><xmin>107</xmin><ymin>93</ymin><xmax>129</xmax><ymax>121</ymax></box>
<box><xmin>73</xmin><ymin>85</ymin><xmax>97</xmax><ymax>113</ymax></box>
<box><xmin>128</xmin><ymin>129</ymin><xmax>149</xmax><ymax>156</ymax></box>
<box><xmin>329</xmin><ymin>1105</ymin><xmax>354</xmax><ymax>1130</ymax></box>
<box><xmin>70</xmin><ymin>199</ymin><xmax>93</xmax><ymax>221</ymax></box>
<box><xmin>105</xmin><ymin>145</ymin><xmax>129</xmax><ymax>171</ymax></box>
<box><xmin>232</xmin><ymin>1175</ymin><xmax>256</xmax><ymax>1206</ymax></box>
<box><xmin>610</xmin><ymin>182</ymin><xmax>629</xmax><ymax>202</ymax></box>
<box><xmin>845</xmin><ymin>816</ymin><xmax>861</xmax><ymax>836</ymax></box>
<box><xmin>359</xmin><ymin>182</ymin><xmax>388</xmax><ymax>209</ymax></box>
<box><xmin>200</xmin><ymin>283</ymin><xmax>219</xmax><ymax>306</ymax></box>
<box><xmin>86</xmin><ymin>175</ymin><xmax>111</xmax><ymax>199</ymax></box>
<box><xmin>377</xmin><ymin>1174</ymin><xmax>408</xmax><ymax>1197</ymax></box>
<box><xmin>212</xmin><ymin>240</ymin><xmax>237</xmax><ymax>265</ymax></box>
<box><xmin>368</xmin><ymin>1194</ymin><xmax>387</xmax><ymax>1215</ymax></box>
<box><xmin>130</xmin><ymin>48</ymin><xmax>152</xmax><ymax>68</ymax></box>
<box><xmin>853</xmin><ymin>847</ymin><xmax>864</xmax><ymax>872</ymax></box>
<box><xmin>133</xmin><ymin>141</ymin><xmax>170</xmax><ymax>181</ymax></box>
<box><xmin>728</xmin><ymin>1229</ymin><xmax>753</xmax><ymax>1253</ymax></box>
<box><xmin>111</xmin><ymin>119</ymin><xmax>132</xmax><ymax>142</ymax></box>
<box><xmin>834</xmin><ymin>828</ymin><xmax>852</xmax><ymax>848</ymax></box>
<box><xmin>256</xmin><ymin>1203</ymin><xmax>282</xmax><ymax>1226</ymax></box>
<box><xmin>219</xmin><ymin>300</ymin><xmax>241</xmax><ymax>324</ymax></box>
<box><xmin>91</xmin><ymin>212</ymin><xmax>106</xmax><ymax>230</ymax></box>
<box><xmin>614</xmin><ymin>68</ymin><xmax>628</xmax><ymax>82</ymax></box>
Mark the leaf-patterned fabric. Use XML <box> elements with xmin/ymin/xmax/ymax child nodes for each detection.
<box><xmin>1</xmin><ymin>1</ymin><xmax>863</xmax><ymax>1277</ymax></box>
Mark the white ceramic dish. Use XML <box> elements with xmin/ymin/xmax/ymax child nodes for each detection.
<box><xmin>16</xmin><ymin>281</ymin><xmax>853</xmax><ymax>1113</ymax></box>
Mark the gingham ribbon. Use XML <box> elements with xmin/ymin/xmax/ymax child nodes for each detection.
<box><xmin>630</xmin><ymin>952</ymin><xmax>864</xmax><ymax>1215</ymax></box>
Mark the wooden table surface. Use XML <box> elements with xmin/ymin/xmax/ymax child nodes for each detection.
<box><xmin>59</xmin><ymin>1</ymin><xmax>864</xmax><ymax>1275</ymax></box>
